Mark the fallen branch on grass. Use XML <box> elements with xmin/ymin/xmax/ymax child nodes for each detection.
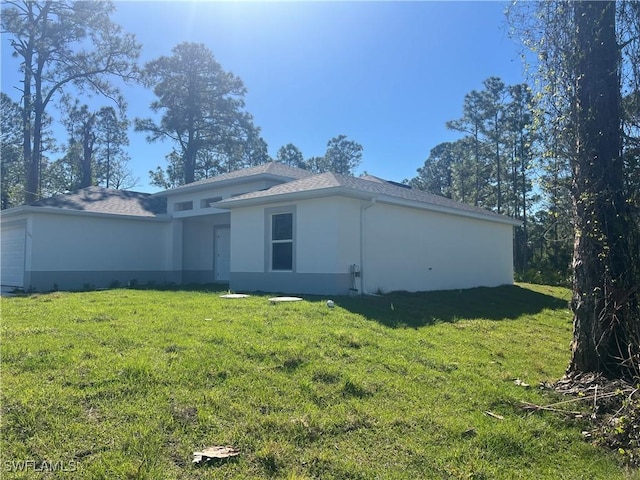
<box><xmin>520</xmin><ymin>389</ymin><xmax>633</xmax><ymax>417</ymax></box>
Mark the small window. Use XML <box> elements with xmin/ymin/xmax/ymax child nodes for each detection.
<box><xmin>271</xmin><ymin>213</ymin><xmax>293</xmax><ymax>271</ymax></box>
<box><xmin>201</xmin><ymin>197</ymin><xmax>223</xmax><ymax>208</ymax></box>
<box><xmin>175</xmin><ymin>200</ymin><xmax>193</xmax><ymax>212</ymax></box>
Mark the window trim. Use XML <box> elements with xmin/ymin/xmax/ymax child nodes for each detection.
<box><xmin>264</xmin><ymin>206</ymin><xmax>296</xmax><ymax>273</ymax></box>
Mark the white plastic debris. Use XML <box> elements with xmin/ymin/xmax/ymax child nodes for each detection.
<box><xmin>269</xmin><ymin>296</ymin><xmax>303</xmax><ymax>304</ymax></box>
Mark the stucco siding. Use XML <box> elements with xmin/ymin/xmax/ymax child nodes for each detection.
<box><xmin>25</xmin><ymin>213</ymin><xmax>175</xmax><ymax>290</ymax></box>
<box><xmin>30</xmin><ymin>213</ymin><xmax>169</xmax><ymax>270</ymax></box>
<box><xmin>295</xmin><ymin>197</ymin><xmax>361</xmax><ymax>274</ymax></box>
<box><xmin>229</xmin><ymin>196</ymin><xmax>514</xmax><ymax>295</ymax></box>
<box><xmin>363</xmin><ymin>202</ymin><xmax>514</xmax><ymax>293</ymax></box>
<box><xmin>230</xmin><ymin>207</ymin><xmax>265</xmax><ymax>272</ymax></box>
<box><xmin>229</xmin><ymin>197</ymin><xmax>362</xmax><ymax>294</ymax></box>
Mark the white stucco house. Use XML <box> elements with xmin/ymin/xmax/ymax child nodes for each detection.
<box><xmin>0</xmin><ymin>162</ymin><xmax>521</xmax><ymax>294</ymax></box>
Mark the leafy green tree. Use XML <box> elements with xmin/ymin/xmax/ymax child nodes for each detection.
<box><xmin>299</xmin><ymin>136</ymin><xmax>363</xmax><ymax>175</ymax></box>
<box><xmin>325</xmin><ymin>134</ymin><xmax>363</xmax><ymax>175</ymax></box>
<box><xmin>410</xmin><ymin>142</ymin><xmax>458</xmax><ymax>198</ymax></box>
<box><xmin>515</xmin><ymin>0</ymin><xmax>640</xmax><ymax>377</ymax></box>
<box><xmin>61</xmin><ymin>101</ymin><xmax>97</xmax><ymax>189</ymax></box>
<box><xmin>1</xmin><ymin>93</ymin><xmax>25</xmax><ymax>209</ymax></box>
<box><xmin>43</xmin><ymin>142</ymin><xmax>82</xmax><ymax>194</ymax></box>
<box><xmin>60</xmin><ymin>102</ymin><xmax>135</xmax><ymax>190</ymax></box>
<box><xmin>504</xmin><ymin>83</ymin><xmax>538</xmax><ymax>271</ymax></box>
<box><xmin>304</xmin><ymin>156</ymin><xmax>330</xmax><ymax>174</ymax></box>
<box><xmin>136</xmin><ymin>42</ymin><xmax>262</xmax><ymax>186</ymax></box>
<box><xmin>619</xmin><ymin>1</ymin><xmax>640</xmax><ymax>217</ymax></box>
<box><xmin>276</xmin><ymin>143</ymin><xmax>305</xmax><ymax>168</ymax></box>
<box><xmin>94</xmin><ymin>106</ymin><xmax>134</xmax><ymax>189</ymax></box>
<box><xmin>312</xmin><ymin>135</ymin><xmax>363</xmax><ymax>175</ymax></box>
<box><xmin>447</xmin><ymin>90</ymin><xmax>491</xmax><ymax>207</ymax></box>
<box><xmin>222</xmin><ymin>128</ymin><xmax>271</xmax><ymax>171</ymax></box>
<box><xmin>479</xmin><ymin>77</ymin><xmax>507</xmax><ymax>213</ymax></box>
<box><xmin>1</xmin><ymin>0</ymin><xmax>141</xmax><ymax>203</ymax></box>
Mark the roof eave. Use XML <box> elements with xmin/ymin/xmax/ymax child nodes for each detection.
<box><xmin>152</xmin><ymin>172</ymin><xmax>302</xmax><ymax>197</ymax></box>
<box><xmin>219</xmin><ymin>186</ymin><xmax>372</xmax><ymax>208</ymax></box>
<box><xmin>0</xmin><ymin>206</ymin><xmax>170</xmax><ymax>221</ymax></box>
<box><xmin>219</xmin><ymin>186</ymin><xmax>522</xmax><ymax>226</ymax></box>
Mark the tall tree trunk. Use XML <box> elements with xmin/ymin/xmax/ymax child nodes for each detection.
<box><xmin>80</xmin><ymin>116</ymin><xmax>95</xmax><ymax>188</ymax></box>
<box><xmin>569</xmin><ymin>1</ymin><xmax>640</xmax><ymax>377</ymax></box>
<box><xmin>22</xmin><ymin>35</ymin><xmax>35</xmax><ymax>204</ymax></box>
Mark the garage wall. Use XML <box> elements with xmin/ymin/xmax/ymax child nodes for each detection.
<box><xmin>363</xmin><ymin>202</ymin><xmax>514</xmax><ymax>293</ymax></box>
<box><xmin>25</xmin><ymin>213</ymin><xmax>176</xmax><ymax>291</ymax></box>
<box><xmin>0</xmin><ymin>219</ymin><xmax>27</xmax><ymax>287</ymax></box>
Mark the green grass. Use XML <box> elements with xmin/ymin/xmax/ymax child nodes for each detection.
<box><xmin>1</xmin><ymin>284</ymin><xmax>637</xmax><ymax>479</ymax></box>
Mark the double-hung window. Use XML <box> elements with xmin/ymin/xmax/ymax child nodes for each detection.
<box><xmin>271</xmin><ymin>212</ymin><xmax>293</xmax><ymax>271</ymax></box>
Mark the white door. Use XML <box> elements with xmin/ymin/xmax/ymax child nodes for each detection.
<box><xmin>214</xmin><ymin>226</ymin><xmax>230</xmax><ymax>282</ymax></box>
<box><xmin>1</xmin><ymin>225</ymin><xmax>26</xmax><ymax>287</ymax></box>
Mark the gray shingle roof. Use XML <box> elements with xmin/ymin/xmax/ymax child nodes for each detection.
<box><xmin>219</xmin><ymin>172</ymin><xmax>520</xmax><ymax>224</ymax></box>
<box><xmin>155</xmin><ymin>162</ymin><xmax>314</xmax><ymax>196</ymax></box>
<box><xmin>31</xmin><ymin>186</ymin><xmax>166</xmax><ymax>217</ymax></box>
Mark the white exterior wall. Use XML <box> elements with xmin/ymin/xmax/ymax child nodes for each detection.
<box><xmin>362</xmin><ymin>202</ymin><xmax>514</xmax><ymax>293</ymax></box>
<box><xmin>230</xmin><ymin>196</ymin><xmax>514</xmax><ymax>295</ymax></box>
<box><xmin>296</xmin><ymin>197</ymin><xmax>361</xmax><ymax>274</ymax></box>
<box><xmin>230</xmin><ymin>197</ymin><xmax>361</xmax><ymax>275</ymax></box>
<box><xmin>30</xmin><ymin>213</ymin><xmax>170</xmax><ymax>270</ymax></box>
<box><xmin>229</xmin><ymin>197</ymin><xmax>362</xmax><ymax>294</ymax></box>
<box><xmin>230</xmin><ymin>206</ymin><xmax>265</xmax><ymax>272</ymax></box>
<box><xmin>23</xmin><ymin>212</ymin><xmax>176</xmax><ymax>290</ymax></box>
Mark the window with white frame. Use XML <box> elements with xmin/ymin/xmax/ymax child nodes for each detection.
<box><xmin>271</xmin><ymin>212</ymin><xmax>293</xmax><ymax>271</ymax></box>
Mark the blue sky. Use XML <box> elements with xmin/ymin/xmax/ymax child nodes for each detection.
<box><xmin>1</xmin><ymin>1</ymin><xmax>527</xmax><ymax>193</ymax></box>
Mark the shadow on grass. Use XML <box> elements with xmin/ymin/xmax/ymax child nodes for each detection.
<box><xmin>335</xmin><ymin>285</ymin><xmax>570</xmax><ymax>329</ymax></box>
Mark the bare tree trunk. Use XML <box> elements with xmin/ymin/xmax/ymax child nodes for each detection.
<box><xmin>80</xmin><ymin>115</ymin><xmax>96</xmax><ymax>188</ymax></box>
<box><xmin>22</xmin><ymin>44</ymin><xmax>35</xmax><ymax>204</ymax></box>
<box><xmin>569</xmin><ymin>1</ymin><xmax>640</xmax><ymax>377</ymax></box>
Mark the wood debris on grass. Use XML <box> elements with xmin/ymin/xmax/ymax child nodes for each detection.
<box><xmin>521</xmin><ymin>372</ymin><xmax>640</xmax><ymax>466</ymax></box>
<box><xmin>193</xmin><ymin>446</ymin><xmax>240</xmax><ymax>465</ymax></box>
<box><xmin>484</xmin><ymin>411</ymin><xmax>504</xmax><ymax>420</ymax></box>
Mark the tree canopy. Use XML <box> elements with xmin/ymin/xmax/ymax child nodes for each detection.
<box><xmin>135</xmin><ymin>42</ymin><xmax>267</xmax><ymax>187</ymax></box>
<box><xmin>509</xmin><ymin>0</ymin><xmax>640</xmax><ymax>378</ymax></box>
<box><xmin>1</xmin><ymin>0</ymin><xmax>141</xmax><ymax>203</ymax></box>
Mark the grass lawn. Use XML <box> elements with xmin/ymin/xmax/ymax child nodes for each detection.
<box><xmin>1</xmin><ymin>283</ymin><xmax>637</xmax><ymax>479</ymax></box>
